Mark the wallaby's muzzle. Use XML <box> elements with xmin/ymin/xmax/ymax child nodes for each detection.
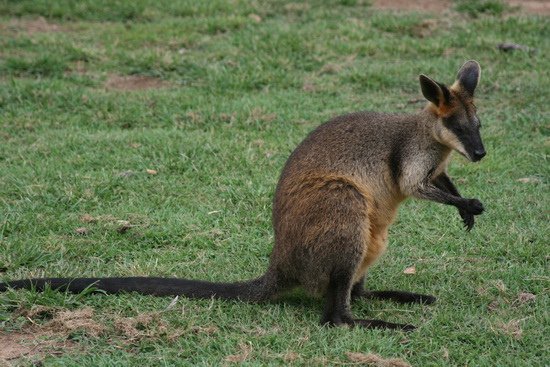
<box><xmin>452</xmin><ymin>120</ymin><xmax>485</xmax><ymax>162</ymax></box>
<box><xmin>467</xmin><ymin>132</ymin><xmax>486</xmax><ymax>162</ymax></box>
<box><xmin>468</xmin><ymin>128</ymin><xmax>487</xmax><ymax>162</ymax></box>
<box><xmin>472</xmin><ymin>148</ymin><xmax>486</xmax><ymax>162</ymax></box>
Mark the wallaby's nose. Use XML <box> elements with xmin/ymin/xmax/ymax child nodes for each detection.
<box><xmin>473</xmin><ymin>149</ymin><xmax>486</xmax><ymax>161</ymax></box>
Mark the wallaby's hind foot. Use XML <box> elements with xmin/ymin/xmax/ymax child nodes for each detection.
<box><xmin>351</xmin><ymin>278</ymin><xmax>435</xmax><ymax>304</ymax></box>
<box><xmin>353</xmin><ymin>319</ymin><xmax>416</xmax><ymax>331</ymax></box>
<box><xmin>364</xmin><ymin>290</ymin><xmax>436</xmax><ymax>305</ymax></box>
<box><xmin>322</xmin><ymin>316</ymin><xmax>415</xmax><ymax>331</ymax></box>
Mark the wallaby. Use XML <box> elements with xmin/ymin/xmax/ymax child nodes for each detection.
<box><xmin>0</xmin><ymin>61</ymin><xmax>486</xmax><ymax>330</ymax></box>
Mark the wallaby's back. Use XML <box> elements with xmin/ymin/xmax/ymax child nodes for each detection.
<box><xmin>275</xmin><ymin>111</ymin><xmax>437</xmax><ymax>199</ymax></box>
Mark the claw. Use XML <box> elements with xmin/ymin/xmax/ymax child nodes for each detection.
<box><xmin>461</xmin><ymin>211</ymin><xmax>475</xmax><ymax>231</ymax></box>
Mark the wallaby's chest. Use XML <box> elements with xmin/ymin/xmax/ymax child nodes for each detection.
<box><xmin>430</xmin><ymin>150</ymin><xmax>452</xmax><ymax>180</ymax></box>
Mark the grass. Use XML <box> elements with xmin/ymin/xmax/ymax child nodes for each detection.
<box><xmin>454</xmin><ymin>0</ymin><xmax>510</xmax><ymax>17</ymax></box>
<box><xmin>0</xmin><ymin>0</ymin><xmax>548</xmax><ymax>365</ymax></box>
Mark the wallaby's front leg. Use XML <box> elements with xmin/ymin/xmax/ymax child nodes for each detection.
<box><xmin>432</xmin><ymin>173</ymin><xmax>461</xmax><ymax>196</ymax></box>
<box><xmin>413</xmin><ymin>182</ymin><xmax>484</xmax><ymax>230</ymax></box>
<box><xmin>431</xmin><ymin>173</ymin><xmax>482</xmax><ymax>231</ymax></box>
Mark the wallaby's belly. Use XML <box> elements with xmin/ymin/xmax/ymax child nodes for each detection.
<box><xmin>352</xmin><ymin>207</ymin><xmax>399</xmax><ymax>283</ymax></box>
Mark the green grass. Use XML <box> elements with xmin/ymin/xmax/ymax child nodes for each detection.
<box><xmin>0</xmin><ymin>0</ymin><xmax>549</xmax><ymax>365</ymax></box>
<box><xmin>454</xmin><ymin>0</ymin><xmax>510</xmax><ymax>17</ymax></box>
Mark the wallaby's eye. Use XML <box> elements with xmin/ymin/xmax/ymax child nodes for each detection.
<box><xmin>453</xmin><ymin>125</ymin><xmax>464</xmax><ymax>133</ymax></box>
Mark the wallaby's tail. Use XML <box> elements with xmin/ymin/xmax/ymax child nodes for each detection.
<box><xmin>0</xmin><ymin>273</ymin><xmax>277</xmax><ymax>302</ymax></box>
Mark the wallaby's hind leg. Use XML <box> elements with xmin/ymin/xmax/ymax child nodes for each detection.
<box><xmin>321</xmin><ymin>270</ymin><xmax>415</xmax><ymax>331</ymax></box>
<box><xmin>351</xmin><ymin>276</ymin><xmax>368</xmax><ymax>299</ymax></box>
<box><xmin>321</xmin><ymin>269</ymin><xmax>355</xmax><ymax>326</ymax></box>
<box><xmin>351</xmin><ymin>276</ymin><xmax>436</xmax><ymax>304</ymax></box>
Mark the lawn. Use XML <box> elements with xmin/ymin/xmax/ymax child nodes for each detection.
<box><xmin>0</xmin><ymin>0</ymin><xmax>548</xmax><ymax>365</ymax></box>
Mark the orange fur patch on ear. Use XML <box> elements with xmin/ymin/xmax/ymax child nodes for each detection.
<box><xmin>427</xmin><ymin>101</ymin><xmax>455</xmax><ymax>118</ymax></box>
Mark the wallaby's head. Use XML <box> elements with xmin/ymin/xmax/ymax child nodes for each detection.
<box><xmin>420</xmin><ymin>60</ymin><xmax>486</xmax><ymax>162</ymax></box>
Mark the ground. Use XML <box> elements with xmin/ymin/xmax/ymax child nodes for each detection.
<box><xmin>0</xmin><ymin>0</ymin><xmax>548</xmax><ymax>366</ymax></box>
<box><xmin>372</xmin><ymin>0</ymin><xmax>550</xmax><ymax>14</ymax></box>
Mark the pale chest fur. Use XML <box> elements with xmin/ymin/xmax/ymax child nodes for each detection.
<box><xmin>431</xmin><ymin>150</ymin><xmax>452</xmax><ymax>179</ymax></box>
<box><xmin>400</xmin><ymin>145</ymin><xmax>452</xmax><ymax>196</ymax></box>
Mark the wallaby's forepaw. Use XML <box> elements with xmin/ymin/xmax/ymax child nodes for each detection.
<box><xmin>460</xmin><ymin>199</ymin><xmax>484</xmax><ymax>231</ymax></box>
<box><xmin>466</xmin><ymin>198</ymin><xmax>484</xmax><ymax>215</ymax></box>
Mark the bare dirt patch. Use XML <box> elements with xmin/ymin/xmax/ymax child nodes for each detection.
<box><xmin>0</xmin><ymin>330</ymin><xmax>75</xmax><ymax>364</ymax></box>
<box><xmin>371</xmin><ymin>0</ymin><xmax>452</xmax><ymax>13</ymax></box>
<box><xmin>1</xmin><ymin>307</ymin><xmax>102</xmax><ymax>364</ymax></box>
<box><xmin>105</xmin><ymin>75</ymin><xmax>173</xmax><ymax>91</ymax></box>
<box><xmin>508</xmin><ymin>0</ymin><xmax>550</xmax><ymax>15</ymax></box>
<box><xmin>371</xmin><ymin>0</ymin><xmax>550</xmax><ymax>15</ymax></box>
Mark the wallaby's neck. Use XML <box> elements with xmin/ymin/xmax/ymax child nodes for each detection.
<box><xmin>418</xmin><ymin>106</ymin><xmax>449</xmax><ymax>148</ymax></box>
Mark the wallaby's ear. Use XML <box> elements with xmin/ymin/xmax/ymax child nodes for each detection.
<box><xmin>419</xmin><ymin>74</ymin><xmax>450</xmax><ymax>107</ymax></box>
<box><xmin>455</xmin><ymin>60</ymin><xmax>480</xmax><ymax>96</ymax></box>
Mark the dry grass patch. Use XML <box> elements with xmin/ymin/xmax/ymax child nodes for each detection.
<box><xmin>346</xmin><ymin>352</ymin><xmax>411</xmax><ymax>367</ymax></box>
<box><xmin>0</xmin><ymin>17</ymin><xmax>63</xmax><ymax>35</ymax></box>
<box><xmin>224</xmin><ymin>342</ymin><xmax>253</xmax><ymax>363</ymax></box>
<box><xmin>494</xmin><ymin>319</ymin><xmax>524</xmax><ymax>340</ymax></box>
<box><xmin>47</xmin><ymin>307</ymin><xmax>104</xmax><ymax>337</ymax></box>
<box><xmin>2</xmin><ymin>306</ymin><xmax>189</xmax><ymax>364</ymax></box>
<box><xmin>114</xmin><ymin>312</ymin><xmax>167</xmax><ymax>341</ymax></box>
